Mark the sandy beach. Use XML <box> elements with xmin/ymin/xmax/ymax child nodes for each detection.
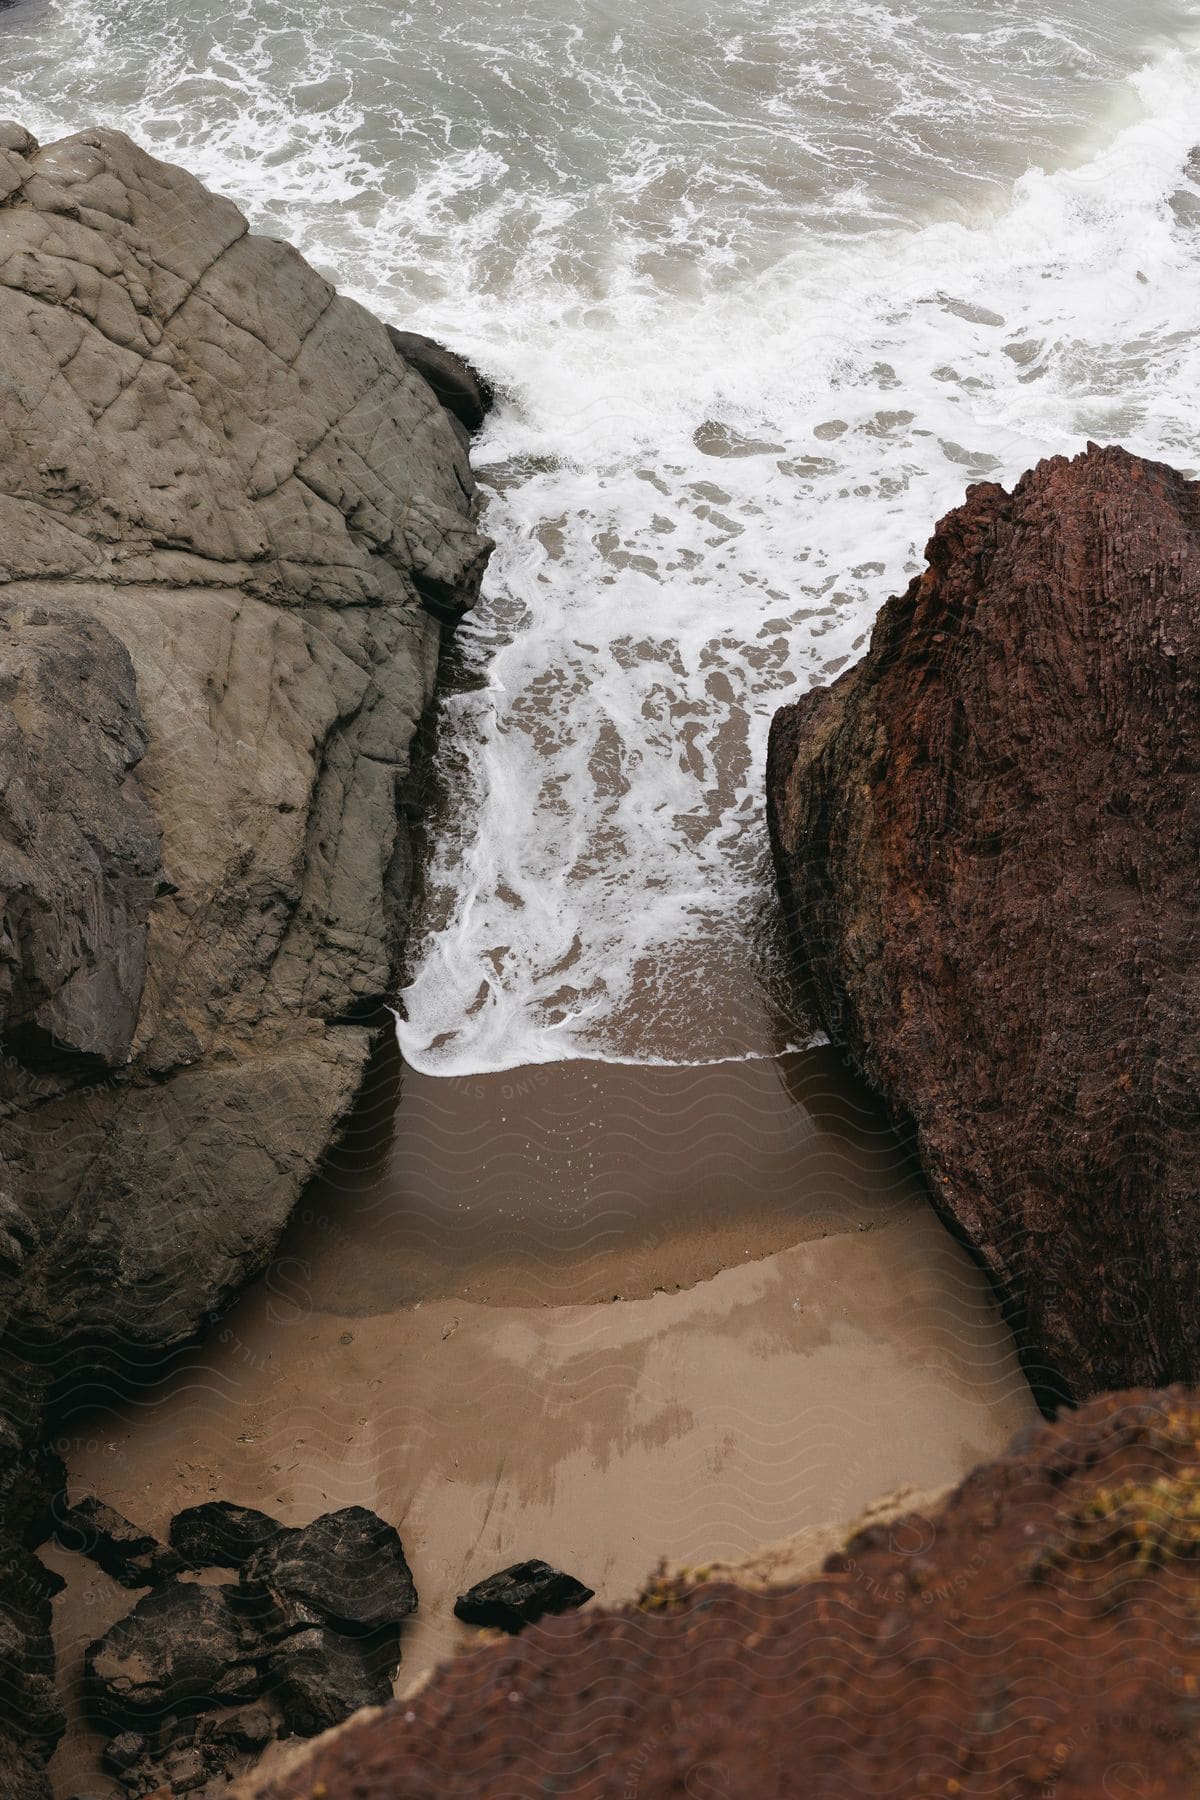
<box><xmin>46</xmin><ymin>1047</ymin><xmax>1035</xmax><ymax>1796</ymax></box>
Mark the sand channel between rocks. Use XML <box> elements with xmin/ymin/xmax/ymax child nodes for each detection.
<box><xmin>45</xmin><ymin>1049</ymin><xmax>1036</xmax><ymax>1797</ymax></box>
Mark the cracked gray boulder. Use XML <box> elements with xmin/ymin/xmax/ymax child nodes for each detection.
<box><xmin>386</xmin><ymin>327</ymin><xmax>494</xmax><ymax>438</ymax></box>
<box><xmin>0</xmin><ymin>117</ymin><xmax>491</xmax><ymax>1363</ymax></box>
<box><xmin>0</xmin><ymin>120</ymin><xmax>491</xmax><ymax>1792</ymax></box>
<box><xmin>0</xmin><ymin>599</ymin><xmax>162</xmax><ymax>1068</ymax></box>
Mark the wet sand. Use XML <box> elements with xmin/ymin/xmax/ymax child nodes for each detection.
<box><xmin>275</xmin><ymin>1035</ymin><xmax>948</xmax><ymax>1307</ymax></box>
<box><xmin>46</xmin><ymin>1046</ymin><xmax>1035</xmax><ymax>1797</ymax></box>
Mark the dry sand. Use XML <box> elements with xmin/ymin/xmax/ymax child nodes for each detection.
<box><xmin>45</xmin><ymin>1046</ymin><xmax>1037</xmax><ymax>1796</ymax></box>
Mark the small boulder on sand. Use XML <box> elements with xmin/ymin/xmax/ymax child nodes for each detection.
<box><xmin>454</xmin><ymin>1560</ymin><xmax>594</xmax><ymax>1633</ymax></box>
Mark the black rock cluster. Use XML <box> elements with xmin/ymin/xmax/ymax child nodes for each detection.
<box><xmin>63</xmin><ymin>1498</ymin><xmax>417</xmax><ymax>1797</ymax></box>
<box><xmin>56</xmin><ymin>1491</ymin><xmax>594</xmax><ymax>1796</ymax></box>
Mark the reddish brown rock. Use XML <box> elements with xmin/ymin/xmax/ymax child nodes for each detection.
<box><xmin>248</xmin><ymin>1386</ymin><xmax>1200</xmax><ymax>1799</ymax></box>
<box><xmin>767</xmin><ymin>444</ymin><xmax>1200</xmax><ymax>1405</ymax></box>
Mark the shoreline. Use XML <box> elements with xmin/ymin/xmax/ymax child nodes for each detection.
<box><xmin>45</xmin><ymin>1047</ymin><xmax>1036</xmax><ymax>1798</ymax></box>
<box><xmin>274</xmin><ymin>1037</ymin><xmax>934</xmax><ymax>1310</ymax></box>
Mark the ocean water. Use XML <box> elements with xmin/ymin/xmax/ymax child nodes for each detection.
<box><xmin>3</xmin><ymin>0</ymin><xmax>1200</xmax><ymax>1071</ymax></box>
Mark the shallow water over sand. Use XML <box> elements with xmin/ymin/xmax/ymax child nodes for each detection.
<box><xmin>279</xmin><ymin>1039</ymin><xmax>932</xmax><ymax>1308</ymax></box>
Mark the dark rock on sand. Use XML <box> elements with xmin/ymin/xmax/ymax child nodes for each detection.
<box><xmin>85</xmin><ymin>1583</ymin><xmax>261</xmax><ymax>1728</ymax></box>
<box><xmin>84</xmin><ymin>1504</ymin><xmax>413</xmax><ymax>1785</ymax></box>
<box><xmin>768</xmin><ymin>444</ymin><xmax>1200</xmax><ymax>1405</ymax></box>
<box><xmin>261</xmin><ymin>1625</ymin><xmax>398</xmax><ymax>1736</ymax></box>
<box><xmin>54</xmin><ymin>1495</ymin><xmax>183</xmax><ymax>1589</ymax></box>
<box><xmin>0</xmin><ymin>120</ymin><xmax>489</xmax><ymax>1788</ymax></box>
<box><xmin>454</xmin><ymin>1560</ymin><xmax>595</xmax><ymax>1633</ymax></box>
<box><xmin>101</xmin><ymin>1733</ymin><xmax>145</xmax><ymax>1775</ymax></box>
<box><xmin>387</xmin><ymin>327</ymin><xmax>494</xmax><ymax>434</ymax></box>
<box><xmin>87</xmin><ymin>1504</ymin><xmax>414</xmax><ymax>1792</ymax></box>
<box><xmin>101</xmin><ymin>1704</ymin><xmax>281</xmax><ymax>1798</ymax></box>
<box><xmin>208</xmin><ymin>1702</ymin><xmax>279</xmax><ymax>1751</ymax></box>
<box><xmin>170</xmin><ymin>1501</ymin><xmax>283</xmax><ymax>1570</ymax></box>
<box><xmin>242</xmin><ymin>1505</ymin><xmax>417</xmax><ymax>1635</ymax></box>
<box><xmin>247</xmin><ymin>1386</ymin><xmax>1200</xmax><ymax>1800</ymax></box>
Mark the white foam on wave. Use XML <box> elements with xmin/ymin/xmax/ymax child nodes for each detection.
<box><xmin>396</xmin><ymin>44</ymin><xmax>1200</xmax><ymax>1073</ymax></box>
<box><xmin>1</xmin><ymin>0</ymin><xmax>1199</xmax><ymax>1072</ymax></box>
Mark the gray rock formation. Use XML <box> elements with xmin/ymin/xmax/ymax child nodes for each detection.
<box><xmin>386</xmin><ymin>328</ymin><xmax>494</xmax><ymax>437</ymax></box>
<box><xmin>0</xmin><ymin>119</ymin><xmax>492</xmax><ymax>1792</ymax></box>
<box><xmin>0</xmin><ymin>599</ymin><xmax>162</xmax><ymax>1068</ymax></box>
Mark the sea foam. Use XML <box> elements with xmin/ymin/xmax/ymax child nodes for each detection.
<box><xmin>1</xmin><ymin>0</ymin><xmax>1198</xmax><ymax>1071</ymax></box>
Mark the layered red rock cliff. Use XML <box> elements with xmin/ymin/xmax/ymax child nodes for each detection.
<box><xmin>246</xmin><ymin>1385</ymin><xmax>1200</xmax><ymax>1798</ymax></box>
<box><xmin>768</xmin><ymin>445</ymin><xmax>1200</xmax><ymax>1405</ymax></box>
